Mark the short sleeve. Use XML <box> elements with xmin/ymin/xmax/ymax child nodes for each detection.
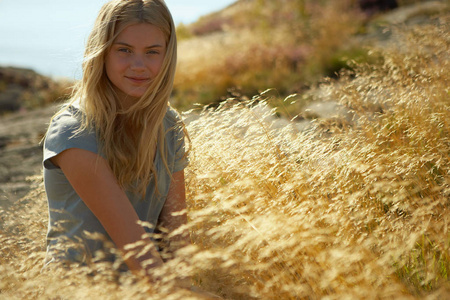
<box><xmin>173</xmin><ymin>122</ymin><xmax>189</xmax><ymax>173</ymax></box>
<box><xmin>43</xmin><ymin>108</ymin><xmax>99</xmax><ymax>170</ymax></box>
<box><xmin>164</xmin><ymin>107</ymin><xmax>189</xmax><ymax>173</ymax></box>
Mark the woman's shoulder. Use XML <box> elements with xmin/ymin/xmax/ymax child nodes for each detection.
<box><xmin>44</xmin><ymin>99</ymin><xmax>99</xmax><ymax>166</ymax></box>
<box><xmin>50</xmin><ymin>100</ymin><xmax>83</xmax><ymax>129</ymax></box>
<box><xmin>45</xmin><ymin>99</ymin><xmax>93</xmax><ymax>145</ymax></box>
<box><xmin>163</xmin><ymin>105</ymin><xmax>183</xmax><ymax>127</ymax></box>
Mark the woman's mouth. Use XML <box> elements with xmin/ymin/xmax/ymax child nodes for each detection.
<box><xmin>126</xmin><ymin>76</ymin><xmax>150</xmax><ymax>84</ymax></box>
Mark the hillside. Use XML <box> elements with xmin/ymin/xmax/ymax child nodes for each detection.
<box><xmin>173</xmin><ymin>0</ymin><xmax>448</xmax><ymax>111</ymax></box>
<box><xmin>0</xmin><ymin>1</ymin><xmax>449</xmax><ymax>299</ymax></box>
<box><xmin>0</xmin><ymin>66</ymin><xmax>70</xmax><ymax>114</ymax></box>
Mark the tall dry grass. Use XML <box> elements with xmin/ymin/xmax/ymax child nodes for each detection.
<box><xmin>173</xmin><ymin>0</ymin><xmax>365</xmax><ymax>109</ymax></box>
<box><xmin>0</xmin><ymin>18</ymin><xmax>449</xmax><ymax>299</ymax></box>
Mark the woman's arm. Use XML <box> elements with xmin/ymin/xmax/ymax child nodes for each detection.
<box><xmin>158</xmin><ymin>170</ymin><xmax>190</xmax><ymax>257</ymax></box>
<box><xmin>51</xmin><ymin>148</ymin><xmax>164</xmax><ymax>275</ymax></box>
<box><xmin>158</xmin><ymin>171</ymin><xmax>224</xmax><ymax>297</ymax></box>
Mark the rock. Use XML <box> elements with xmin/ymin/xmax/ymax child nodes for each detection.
<box><xmin>0</xmin><ymin>66</ymin><xmax>70</xmax><ymax>114</ymax></box>
<box><xmin>304</xmin><ymin>101</ymin><xmax>351</xmax><ymax>120</ymax></box>
<box><xmin>0</xmin><ymin>105</ymin><xmax>57</xmax><ymax>208</ymax></box>
<box><xmin>359</xmin><ymin>0</ymin><xmax>398</xmax><ymax>16</ymax></box>
<box><xmin>0</xmin><ymin>89</ymin><xmax>22</xmax><ymax>113</ymax></box>
<box><xmin>377</xmin><ymin>1</ymin><xmax>448</xmax><ymax>25</ymax></box>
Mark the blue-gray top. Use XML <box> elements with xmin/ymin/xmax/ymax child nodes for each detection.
<box><xmin>42</xmin><ymin>101</ymin><xmax>188</xmax><ymax>266</ymax></box>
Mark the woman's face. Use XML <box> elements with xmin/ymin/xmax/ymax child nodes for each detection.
<box><xmin>105</xmin><ymin>23</ymin><xmax>166</xmax><ymax>106</ymax></box>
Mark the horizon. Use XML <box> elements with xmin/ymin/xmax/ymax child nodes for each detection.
<box><xmin>0</xmin><ymin>0</ymin><xmax>235</xmax><ymax>79</ymax></box>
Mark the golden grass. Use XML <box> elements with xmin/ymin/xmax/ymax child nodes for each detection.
<box><xmin>1</xmin><ymin>18</ymin><xmax>449</xmax><ymax>299</ymax></box>
<box><xmin>173</xmin><ymin>0</ymin><xmax>365</xmax><ymax>109</ymax></box>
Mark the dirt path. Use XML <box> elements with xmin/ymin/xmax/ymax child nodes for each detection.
<box><xmin>0</xmin><ymin>105</ymin><xmax>57</xmax><ymax>209</ymax></box>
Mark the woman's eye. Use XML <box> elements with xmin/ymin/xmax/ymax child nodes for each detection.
<box><xmin>147</xmin><ymin>50</ymin><xmax>159</xmax><ymax>55</ymax></box>
<box><xmin>118</xmin><ymin>48</ymin><xmax>131</xmax><ymax>53</ymax></box>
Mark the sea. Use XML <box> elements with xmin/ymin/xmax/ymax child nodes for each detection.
<box><xmin>0</xmin><ymin>0</ymin><xmax>234</xmax><ymax>80</ymax></box>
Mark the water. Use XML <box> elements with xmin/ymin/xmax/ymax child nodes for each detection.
<box><xmin>0</xmin><ymin>0</ymin><xmax>234</xmax><ymax>79</ymax></box>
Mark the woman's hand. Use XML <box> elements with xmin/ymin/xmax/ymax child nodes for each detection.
<box><xmin>158</xmin><ymin>170</ymin><xmax>190</xmax><ymax>257</ymax></box>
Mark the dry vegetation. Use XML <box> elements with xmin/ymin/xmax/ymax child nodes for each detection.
<box><xmin>173</xmin><ymin>0</ymin><xmax>367</xmax><ymax>109</ymax></box>
<box><xmin>0</xmin><ymin>12</ymin><xmax>448</xmax><ymax>298</ymax></box>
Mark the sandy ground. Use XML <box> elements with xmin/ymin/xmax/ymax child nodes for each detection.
<box><xmin>0</xmin><ymin>105</ymin><xmax>58</xmax><ymax>209</ymax></box>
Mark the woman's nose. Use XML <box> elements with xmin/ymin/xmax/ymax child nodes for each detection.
<box><xmin>130</xmin><ymin>55</ymin><xmax>145</xmax><ymax>71</ymax></box>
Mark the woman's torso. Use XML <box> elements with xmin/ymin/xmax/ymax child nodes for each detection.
<box><xmin>42</xmin><ymin>101</ymin><xmax>188</xmax><ymax>266</ymax></box>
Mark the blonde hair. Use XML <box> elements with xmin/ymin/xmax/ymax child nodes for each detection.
<box><xmin>65</xmin><ymin>0</ymin><xmax>179</xmax><ymax>196</ymax></box>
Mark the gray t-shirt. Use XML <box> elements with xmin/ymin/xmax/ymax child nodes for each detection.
<box><xmin>43</xmin><ymin>102</ymin><xmax>188</xmax><ymax>266</ymax></box>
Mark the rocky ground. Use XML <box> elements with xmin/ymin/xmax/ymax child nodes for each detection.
<box><xmin>0</xmin><ymin>105</ymin><xmax>57</xmax><ymax>209</ymax></box>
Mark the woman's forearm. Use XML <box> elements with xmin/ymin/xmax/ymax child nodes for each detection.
<box><xmin>54</xmin><ymin>148</ymin><xmax>164</xmax><ymax>275</ymax></box>
<box><xmin>159</xmin><ymin>170</ymin><xmax>190</xmax><ymax>256</ymax></box>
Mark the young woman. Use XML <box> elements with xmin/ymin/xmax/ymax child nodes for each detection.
<box><xmin>43</xmin><ymin>0</ymin><xmax>189</xmax><ymax>278</ymax></box>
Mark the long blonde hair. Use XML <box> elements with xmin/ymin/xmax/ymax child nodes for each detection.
<box><xmin>67</xmin><ymin>0</ymin><xmax>178</xmax><ymax>196</ymax></box>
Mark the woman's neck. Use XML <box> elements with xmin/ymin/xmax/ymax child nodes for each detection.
<box><xmin>114</xmin><ymin>88</ymin><xmax>139</xmax><ymax>111</ymax></box>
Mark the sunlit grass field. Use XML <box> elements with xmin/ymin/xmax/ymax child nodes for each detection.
<box><xmin>173</xmin><ymin>0</ymin><xmax>367</xmax><ymax>109</ymax></box>
<box><xmin>1</xmin><ymin>10</ymin><xmax>449</xmax><ymax>300</ymax></box>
